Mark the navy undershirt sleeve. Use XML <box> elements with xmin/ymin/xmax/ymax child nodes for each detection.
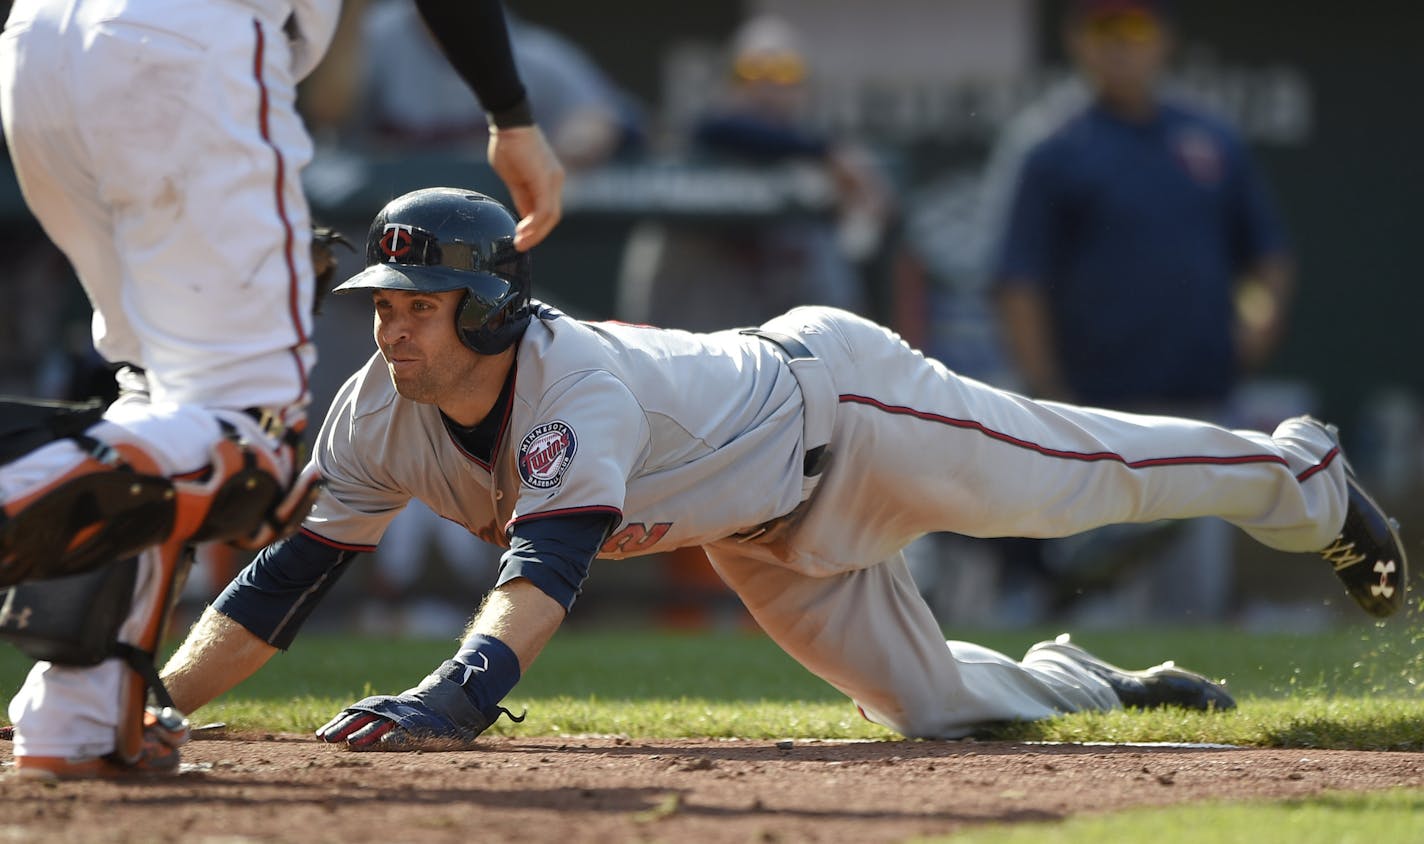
<box><xmin>496</xmin><ymin>513</ymin><xmax>617</xmax><ymax>611</ymax></box>
<box><xmin>212</xmin><ymin>531</ymin><xmax>360</xmax><ymax>651</ymax></box>
<box><xmin>413</xmin><ymin>0</ymin><xmax>528</xmax><ymax>117</ymax></box>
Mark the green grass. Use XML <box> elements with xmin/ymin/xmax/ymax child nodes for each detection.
<box><xmin>3</xmin><ymin>623</ymin><xmax>1423</xmax><ymax>744</ymax></box>
<box><xmin>928</xmin><ymin>789</ymin><xmax>1424</xmax><ymax>843</ymax></box>
<box><xmin>7</xmin><ymin>623</ymin><xmax>1420</xmax><ymax>842</ymax></box>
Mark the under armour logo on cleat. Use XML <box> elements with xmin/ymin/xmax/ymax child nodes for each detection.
<box><xmin>0</xmin><ymin>603</ymin><xmax>31</xmax><ymax>630</ymax></box>
<box><xmin>1370</xmin><ymin>560</ymin><xmax>1397</xmax><ymax>598</ymax></box>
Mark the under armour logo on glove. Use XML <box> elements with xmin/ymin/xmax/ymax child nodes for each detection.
<box><xmin>452</xmin><ymin>649</ymin><xmax>490</xmax><ymax>686</ymax></box>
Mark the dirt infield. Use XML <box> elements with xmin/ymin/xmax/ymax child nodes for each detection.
<box><xmin>4</xmin><ymin>732</ymin><xmax>1423</xmax><ymax>843</ymax></box>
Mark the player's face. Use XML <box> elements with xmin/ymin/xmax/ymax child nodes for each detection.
<box><xmin>372</xmin><ymin>289</ymin><xmax>484</xmax><ymax>407</ymax></box>
<box><xmin>1068</xmin><ymin>12</ymin><xmax>1170</xmax><ymax>114</ymax></box>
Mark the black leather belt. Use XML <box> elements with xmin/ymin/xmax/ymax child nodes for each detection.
<box><xmin>741</xmin><ymin>328</ymin><xmax>813</xmax><ymax>361</ymax></box>
<box><xmin>740</xmin><ymin>328</ymin><xmax>828</xmax><ymax>477</ymax></box>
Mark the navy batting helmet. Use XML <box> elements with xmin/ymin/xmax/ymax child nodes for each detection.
<box><xmin>335</xmin><ymin>187</ymin><xmax>532</xmax><ymax>354</ymax></box>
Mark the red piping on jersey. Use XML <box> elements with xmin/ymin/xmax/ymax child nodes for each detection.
<box><xmin>506</xmin><ymin>505</ymin><xmax>623</xmax><ymax>534</ymax></box>
<box><xmin>444</xmin><ymin>361</ymin><xmax>517</xmax><ymax>470</ymax></box>
<box><xmin>299</xmin><ymin>526</ymin><xmax>376</xmax><ymax>553</ymax></box>
<box><xmin>252</xmin><ymin>19</ymin><xmax>309</xmax><ymax>405</ymax></box>
<box><xmin>1295</xmin><ymin>447</ymin><xmax>1340</xmax><ymax>481</ymax></box>
<box><xmin>445</xmin><ymin>427</ymin><xmax>492</xmax><ymax>470</ymax></box>
<box><xmin>838</xmin><ymin>394</ymin><xmax>1335</xmax><ymax>481</ymax></box>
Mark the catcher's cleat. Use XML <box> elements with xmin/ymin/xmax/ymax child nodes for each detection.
<box><xmin>1026</xmin><ymin>634</ymin><xmax>1236</xmax><ymax>712</ymax></box>
<box><xmin>1300</xmin><ymin>418</ymin><xmax>1408</xmax><ymax>618</ymax></box>
<box><xmin>12</xmin><ymin>706</ymin><xmax>188</xmax><ymax>781</ymax></box>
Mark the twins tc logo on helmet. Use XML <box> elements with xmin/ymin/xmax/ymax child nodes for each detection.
<box><xmin>377</xmin><ymin>223</ymin><xmax>442</xmax><ymax>265</ymax></box>
<box><xmin>379</xmin><ymin>224</ymin><xmax>416</xmax><ymax>261</ymax></box>
<box><xmin>518</xmin><ymin>421</ymin><xmax>577</xmax><ymax>489</ymax></box>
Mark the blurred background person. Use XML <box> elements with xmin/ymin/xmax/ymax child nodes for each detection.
<box><xmin>990</xmin><ymin>0</ymin><xmax>1295</xmax><ymax>624</ymax></box>
<box><xmin>307</xmin><ymin>0</ymin><xmax>644</xmax><ymax>170</ymax></box>
<box><xmin>616</xmin><ymin>13</ymin><xmax>893</xmax><ymax>333</ymax></box>
<box><xmin>0</xmin><ymin>238</ymin><xmax>84</xmax><ymax>399</ymax></box>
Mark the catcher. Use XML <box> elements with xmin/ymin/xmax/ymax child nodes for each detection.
<box><xmin>10</xmin><ymin>188</ymin><xmax>1408</xmax><ymax>774</ymax></box>
<box><xmin>0</xmin><ymin>0</ymin><xmax>563</xmax><ymax>779</ymax></box>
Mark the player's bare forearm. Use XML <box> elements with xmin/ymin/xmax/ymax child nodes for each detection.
<box><xmin>465</xmin><ymin>577</ymin><xmax>566</xmax><ymax>673</ymax></box>
<box><xmin>160</xmin><ymin>606</ymin><xmax>278</xmax><ymax>714</ymax></box>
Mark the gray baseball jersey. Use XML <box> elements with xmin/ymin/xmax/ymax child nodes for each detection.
<box><xmin>305</xmin><ymin>302</ymin><xmax>1349</xmax><ymax>739</ymax></box>
<box><xmin>305</xmin><ymin>303</ymin><xmax>808</xmax><ymax>556</ymax></box>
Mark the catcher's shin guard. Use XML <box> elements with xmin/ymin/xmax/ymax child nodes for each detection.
<box><xmin>1</xmin><ymin>557</ymin><xmax>141</xmax><ymax>665</ymax></box>
<box><xmin>1</xmin><ymin>415</ymin><xmax>322</xmax><ymax>588</ymax></box>
<box><xmin>112</xmin><ymin>542</ymin><xmax>194</xmax><ymax>767</ymax></box>
<box><xmin>2</xmin><ymin>545</ymin><xmax>194</xmax><ymax>776</ymax></box>
<box><xmin>0</xmin><ymin>435</ymin><xmax>175</xmax><ymax>587</ymax></box>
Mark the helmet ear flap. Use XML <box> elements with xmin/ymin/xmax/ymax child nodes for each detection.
<box><xmin>457</xmin><ymin>290</ymin><xmax>531</xmax><ymax>354</ymax></box>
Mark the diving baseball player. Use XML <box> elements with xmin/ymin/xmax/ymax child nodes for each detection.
<box><xmin>0</xmin><ymin>0</ymin><xmax>562</xmax><ymax>779</ymax></box>
<box><xmin>26</xmin><ymin>188</ymin><xmax>1408</xmax><ymax>766</ymax></box>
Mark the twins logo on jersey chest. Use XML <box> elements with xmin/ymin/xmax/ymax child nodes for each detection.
<box><xmin>518</xmin><ymin>421</ymin><xmax>578</xmax><ymax>489</ymax></box>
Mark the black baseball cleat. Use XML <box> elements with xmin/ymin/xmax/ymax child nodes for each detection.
<box><xmin>1300</xmin><ymin>417</ymin><xmax>1408</xmax><ymax>618</ymax></box>
<box><xmin>1026</xmin><ymin>634</ymin><xmax>1236</xmax><ymax>712</ymax></box>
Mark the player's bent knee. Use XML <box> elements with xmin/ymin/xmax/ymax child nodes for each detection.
<box><xmin>857</xmin><ymin>695</ymin><xmax>977</xmax><ymax>740</ymax></box>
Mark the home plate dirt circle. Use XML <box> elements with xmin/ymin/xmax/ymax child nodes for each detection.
<box><xmin>4</xmin><ymin>733</ymin><xmax>1423</xmax><ymax>843</ymax></box>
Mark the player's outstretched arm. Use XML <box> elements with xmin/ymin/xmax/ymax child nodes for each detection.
<box><xmin>317</xmin><ymin>579</ymin><xmax>565</xmax><ymax>750</ymax></box>
<box><xmin>161</xmin><ymin>606</ymin><xmax>279</xmax><ymax>715</ymax></box>
<box><xmin>161</xmin><ymin>528</ymin><xmax>359</xmax><ymax>714</ymax></box>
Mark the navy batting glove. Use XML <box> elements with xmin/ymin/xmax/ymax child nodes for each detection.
<box><xmin>317</xmin><ymin>634</ymin><xmax>522</xmax><ymax>751</ymax></box>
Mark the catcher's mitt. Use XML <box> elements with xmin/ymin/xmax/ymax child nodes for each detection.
<box><xmin>311</xmin><ymin>225</ymin><xmax>354</xmax><ymax>314</ymax></box>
